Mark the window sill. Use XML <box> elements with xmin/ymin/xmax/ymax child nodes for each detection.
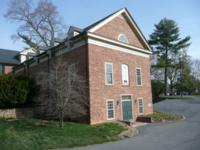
<box><xmin>121</xmin><ymin>84</ymin><xmax>130</xmax><ymax>87</ymax></box>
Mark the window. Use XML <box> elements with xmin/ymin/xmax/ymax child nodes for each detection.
<box><xmin>136</xmin><ymin>68</ymin><xmax>142</xmax><ymax>86</ymax></box>
<box><xmin>121</xmin><ymin>64</ymin><xmax>129</xmax><ymax>85</ymax></box>
<box><xmin>105</xmin><ymin>63</ymin><xmax>113</xmax><ymax>85</ymax></box>
<box><xmin>0</xmin><ymin>64</ymin><xmax>4</xmax><ymax>75</ymax></box>
<box><xmin>118</xmin><ymin>34</ymin><xmax>129</xmax><ymax>44</ymax></box>
<box><xmin>107</xmin><ymin>100</ymin><xmax>115</xmax><ymax>120</ymax></box>
<box><xmin>138</xmin><ymin>98</ymin><xmax>144</xmax><ymax>115</ymax></box>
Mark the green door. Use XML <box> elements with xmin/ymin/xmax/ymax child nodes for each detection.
<box><xmin>122</xmin><ymin>96</ymin><xmax>133</xmax><ymax>121</ymax></box>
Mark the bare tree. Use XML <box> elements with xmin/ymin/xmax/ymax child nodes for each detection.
<box><xmin>192</xmin><ymin>59</ymin><xmax>200</xmax><ymax>80</ymax></box>
<box><xmin>37</xmin><ymin>58</ymin><xmax>88</xmax><ymax>128</ymax></box>
<box><xmin>4</xmin><ymin>0</ymin><xmax>67</xmax><ymax>50</ymax></box>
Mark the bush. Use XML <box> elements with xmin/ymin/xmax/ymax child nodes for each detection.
<box><xmin>0</xmin><ymin>75</ymin><xmax>38</xmax><ymax>108</ymax></box>
<box><xmin>146</xmin><ymin>111</ymin><xmax>183</xmax><ymax>122</ymax></box>
<box><xmin>151</xmin><ymin>80</ymin><xmax>165</xmax><ymax>103</ymax></box>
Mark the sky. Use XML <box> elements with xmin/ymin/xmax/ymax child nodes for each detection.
<box><xmin>0</xmin><ymin>0</ymin><xmax>200</xmax><ymax>59</ymax></box>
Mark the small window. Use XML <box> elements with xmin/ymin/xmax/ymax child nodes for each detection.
<box><xmin>138</xmin><ymin>98</ymin><xmax>144</xmax><ymax>115</ymax></box>
<box><xmin>118</xmin><ymin>34</ymin><xmax>129</xmax><ymax>44</ymax></box>
<box><xmin>136</xmin><ymin>68</ymin><xmax>142</xmax><ymax>86</ymax></box>
<box><xmin>0</xmin><ymin>64</ymin><xmax>4</xmax><ymax>75</ymax></box>
<box><xmin>105</xmin><ymin>63</ymin><xmax>113</xmax><ymax>85</ymax></box>
<box><xmin>121</xmin><ymin>64</ymin><xmax>129</xmax><ymax>85</ymax></box>
<box><xmin>107</xmin><ymin>100</ymin><xmax>115</xmax><ymax>120</ymax></box>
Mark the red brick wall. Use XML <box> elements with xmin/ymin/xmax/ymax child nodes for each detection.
<box><xmin>16</xmin><ymin>45</ymin><xmax>90</xmax><ymax>123</ymax></box>
<box><xmin>94</xmin><ymin>14</ymin><xmax>145</xmax><ymax>49</ymax></box>
<box><xmin>88</xmin><ymin>44</ymin><xmax>153</xmax><ymax>124</ymax></box>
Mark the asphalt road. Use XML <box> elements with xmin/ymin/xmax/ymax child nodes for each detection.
<box><xmin>65</xmin><ymin>97</ymin><xmax>200</xmax><ymax>150</ymax></box>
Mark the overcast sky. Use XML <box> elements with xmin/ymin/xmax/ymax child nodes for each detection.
<box><xmin>0</xmin><ymin>0</ymin><xmax>199</xmax><ymax>59</ymax></box>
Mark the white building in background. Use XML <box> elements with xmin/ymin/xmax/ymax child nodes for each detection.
<box><xmin>18</xmin><ymin>48</ymin><xmax>44</xmax><ymax>63</ymax></box>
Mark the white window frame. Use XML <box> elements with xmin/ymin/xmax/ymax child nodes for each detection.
<box><xmin>105</xmin><ymin>62</ymin><xmax>114</xmax><ymax>85</ymax></box>
<box><xmin>118</xmin><ymin>33</ymin><xmax>129</xmax><ymax>44</ymax></box>
<box><xmin>137</xmin><ymin>98</ymin><xmax>144</xmax><ymax>115</ymax></box>
<box><xmin>121</xmin><ymin>64</ymin><xmax>129</xmax><ymax>85</ymax></box>
<box><xmin>136</xmin><ymin>67</ymin><xmax>142</xmax><ymax>86</ymax></box>
<box><xmin>106</xmin><ymin>99</ymin><xmax>115</xmax><ymax>120</ymax></box>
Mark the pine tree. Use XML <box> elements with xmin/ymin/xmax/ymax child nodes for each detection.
<box><xmin>149</xmin><ymin>18</ymin><xmax>190</xmax><ymax>95</ymax></box>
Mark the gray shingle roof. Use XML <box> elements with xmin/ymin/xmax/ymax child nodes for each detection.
<box><xmin>0</xmin><ymin>49</ymin><xmax>20</xmax><ymax>65</ymax></box>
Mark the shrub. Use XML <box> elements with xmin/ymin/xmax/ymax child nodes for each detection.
<box><xmin>0</xmin><ymin>75</ymin><xmax>38</xmax><ymax>108</ymax></box>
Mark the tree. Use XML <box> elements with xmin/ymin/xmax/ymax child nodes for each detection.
<box><xmin>151</xmin><ymin>80</ymin><xmax>165</xmax><ymax>103</ymax></box>
<box><xmin>4</xmin><ymin>0</ymin><xmax>67</xmax><ymax>50</ymax></box>
<box><xmin>37</xmin><ymin>58</ymin><xmax>88</xmax><ymax>128</ymax></box>
<box><xmin>149</xmin><ymin>18</ymin><xmax>190</xmax><ymax>95</ymax></box>
<box><xmin>0</xmin><ymin>75</ymin><xmax>37</xmax><ymax>108</ymax></box>
<box><xmin>167</xmin><ymin>48</ymin><xmax>190</xmax><ymax>95</ymax></box>
<box><xmin>175</xmin><ymin>60</ymin><xmax>196</xmax><ymax>95</ymax></box>
<box><xmin>192</xmin><ymin>59</ymin><xmax>200</xmax><ymax>80</ymax></box>
<box><xmin>191</xmin><ymin>59</ymin><xmax>200</xmax><ymax>94</ymax></box>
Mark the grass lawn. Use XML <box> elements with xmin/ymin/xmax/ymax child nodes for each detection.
<box><xmin>0</xmin><ymin>118</ymin><xmax>126</xmax><ymax>150</ymax></box>
<box><xmin>145</xmin><ymin>111</ymin><xmax>183</xmax><ymax>122</ymax></box>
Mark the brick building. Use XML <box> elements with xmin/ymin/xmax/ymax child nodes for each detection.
<box><xmin>0</xmin><ymin>49</ymin><xmax>20</xmax><ymax>75</ymax></box>
<box><xmin>14</xmin><ymin>8</ymin><xmax>153</xmax><ymax>124</ymax></box>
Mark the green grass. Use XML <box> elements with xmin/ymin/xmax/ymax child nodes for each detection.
<box><xmin>160</xmin><ymin>95</ymin><xmax>193</xmax><ymax>100</ymax></box>
<box><xmin>146</xmin><ymin>111</ymin><xmax>183</xmax><ymax>122</ymax></box>
<box><xmin>0</xmin><ymin>118</ymin><xmax>126</xmax><ymax>150</ymax></box>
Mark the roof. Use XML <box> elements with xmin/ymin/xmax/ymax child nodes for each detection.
<box><xmin>83</xmin><ymin>8</ymin><xmax>122</xmax><ymax>31</ymax></box>
<box><xmin>0</xmin><ymin>49</ymin><xmax>20</xmax><ymax>65</ymax></box>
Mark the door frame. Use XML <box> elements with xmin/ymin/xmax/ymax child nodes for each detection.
<box><xmin>120</xmin><ymin>94</ymin><xmax>134</xmax><ymax>121</ymax></box>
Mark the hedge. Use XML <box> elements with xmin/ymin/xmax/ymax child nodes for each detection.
<box><xmin>0</xmin><ymin>75</ymin><xmax>38</xmax><ymax>108</ymax></box>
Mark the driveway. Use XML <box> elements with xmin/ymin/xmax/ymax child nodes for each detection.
<box><xmin>65</xmin><ymin>97</ymin><xmax>200</xmax><ymax>150</ymax></box>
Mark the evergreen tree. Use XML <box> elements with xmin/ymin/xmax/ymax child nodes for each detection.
<box><xmin>149</xmin><ymin>18</ymin><xmax>190</xmax><ymax>95</ymax></box>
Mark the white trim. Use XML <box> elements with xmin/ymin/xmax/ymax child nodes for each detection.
<box><xmin>88</xmin><ymin>39</ymin><xmax>150</xmax><ymax>58</ymax></box>
<box><xmin>120</xmin><ymin>95</ymin><xmax>134</xmax><ymax>121</ymax></box>
<box><xmin>104</xmin><ymin>62</ymin><xmax>114</xmax><ymax>85</ymax></box>
<box><xmin>137</xmin><ymin>98</ymin><xmax>144</xmax><ymax>115</ymax></box>
<box><xmin>88</xmin><ymin>8</ymin><xmax>151</xmax><ymax>51</ymax></box>
<box><xmin>89</xmin><ymin>9</ymin><xmax>125</xmax><ymax>32</ymax></box>
<box><xmin>106</xmin><ymin>99</ymin><xmax>115</xmax><ymax>120</ymax></box>
<box><xmin>136</xmin><ymin>67</ymin><xmax>143</xmax><ymax>86</ymax></box>
<box><xmin>87</xmin><ymin>32</ymin><xmax>151</xmax><ymax>55</ymax></box>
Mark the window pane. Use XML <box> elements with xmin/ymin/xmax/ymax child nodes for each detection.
<box><xmin>107</xmin><ymin>100</ymin><xmax>114</xmax><ymax>119</ymax></box>
<box><xmin>105</xmin><ymin>63</ymin><xmax>113</xmax><ymax>84</ymax></box>
<box><xmin>136</xmin><ymin>69</ymin><xmax>142</xmax><ymax>85</ymax></box>
<box><xmin>108</xmin><ymin>101</ymin><xmax>113</xmax><ymax>109</ymax></box>
<box><xmin>138</xmin><ymin>99</ymin><xmax>144</xmax><ymax>114</ymax></box>
<box><xmin>122</xmin><ymin>96</ymin><xmax>131</xmax><ymax>101</ymax></box>
<box><xmin>118</xmin><ymin>34</ymin><xmax>129</xmax><ymax>43</ymax></box>
<box><xmin>139</xmin><ymin>107</ymin><xmax>143</xmax><ymax>113</ymax></box>
<box><xmin>106</xmin><ymin>64</ymin><xmax>112</xmax><ymax>73</ymax></box>
<box><xmin>108</xmin><ymin>110</ymin><xmax>114</xmax><ymax>118</ymax></box>
<box><xmin>107</xmin><ymin>73</ymin><xmax>112</xmax><ymax>84</ymax></box>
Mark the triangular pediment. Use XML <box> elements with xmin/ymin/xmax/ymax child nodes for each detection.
<box><xmin>87</xmin><ymin>8</ymin><xmax>151</xmax><ymax>51</ymax></box>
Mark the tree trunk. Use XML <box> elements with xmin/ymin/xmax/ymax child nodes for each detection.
<box><xmin>59</xmin><ymin>110</ymin><xmax>64</xmax><ymax>128</ymax></box>
<box><xmin>170</xmin><ymin>80</ymin><xmax>173</xmax><ymax>95</ymax></box>
<box><xmin>164</xmin><ymin>67</ymin><xmax>168</xmax><ymax>96</ymax></box>
<box><xmin>164</xmin><ymin>47</ymin><xmax>168</xmax><ymax>96</ymax></box>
